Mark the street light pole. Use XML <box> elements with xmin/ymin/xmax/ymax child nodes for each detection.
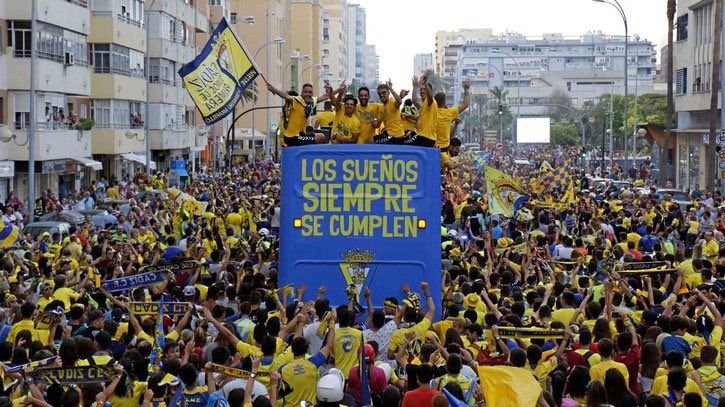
<box><xmin>298</xmin><ymin>63</ymin><xmax>321</xmax><ymax>93</ymax></box>
<box><xmin>28</xmin><ymin>0</ymin><xmax>37</xmax><ymax>217</ymax></box>
<box><xmin>251</xmin><ymin>29</ymin><xmax>284</xmax><ymax>161</ymax></box>
<box><xmin>492</xmin><ymin>50</ymin><xmax>521</xmax><ymax>153</ymax></box>
<box><xmin>282</xmin><ymin>55</ymin><xmax>309</xmax><ymax>91</ymax></box>
<box><xmin>479</xmin><ymin>62</ymin><xmax>504</xmax><ymax>143</ymax></box>
<box><xmin>594</xmin><ymin>0</ymin><xmax>628</xmax><ymax>168</ymax></box>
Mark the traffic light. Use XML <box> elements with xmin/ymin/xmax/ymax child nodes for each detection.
<box><xmin>498</xmin><ymin>104</ymin><xmax>503</xmax><ymax>115</ymax></box>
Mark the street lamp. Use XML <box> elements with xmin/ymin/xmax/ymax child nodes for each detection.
<box><xmin>478</xmin><ymin>62</ymin><xmax>505</xmax><ymax>142</ymax></box>
<box><xmin>594</xmin><ymin>0</ymin><xmax>628</xmax><ymax>168</ymax></box>
<box><xmin>283</xmin><ymin>55</ymin><xmax>310</xmax><ymax>91</ymax></box>
<box><xmin>0</xmin><ymin>125</ymin><xmax>28</xmax><ymax>146</ymax></box>
<box><xmin>252</xmin><ymin>37</ymin><xmax>285</xmax><ymax>161</ymax></box>
<box><xmin>298</xmin><ymin>63</ymin><xmax>322</xmax><ymax>92</ymax></box>
<box><xmin>492</xmin><ymin>50</ymin><xmax>521</xmax><ymax>151</ymax></box>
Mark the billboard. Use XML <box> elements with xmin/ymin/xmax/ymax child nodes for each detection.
<box><xmin>517</xmin><ymin>117</ymin><xmax>551</xmax><ymax>144</ymax></box>
<box><xmin>280</xmin><ymin>145</ymin><xmax>441</xmax><ymax>314</ymax></box>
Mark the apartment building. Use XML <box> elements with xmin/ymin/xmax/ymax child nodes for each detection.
<box><xmin>230</xmin><ymin>0</ymin><xmax>292</xmax><ymax>158</ymax></box>
<box><xmin>291</xmin><ymin>0</ymin><xmax>323</xmax><ymax>91</ymax></box>
<box><xmin>1</xmin><ymin>0</ymin><xmax>96</xmax><ymax>201</ymax></box>
<box><xmin>321</xmin><ymin>0</ymin><xmax>347</xmax><ymax>85</ymax></box>
<box><xmin>434</xmin><ymin>28</ymin><xmax>492</xmax><ymax>75</ymax></box>
<box><xmin>414</xmin><ymin>53</ymin><xmax>433</xmax><ymax>75</ymax></box>
<box><xmin>671</xmin><ymin>0</ymin><xmax>722</xmax><ymax>189</ymax></box>
<box><xmin>446</xmin><ymin>32</ymin><xmax>657</xmax><ymax>113</ymax></box>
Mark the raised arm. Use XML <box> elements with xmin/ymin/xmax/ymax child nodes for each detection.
<box><xmin>411</xmin><ymin>76</ymin><xmax>422</xmax><ymax>109</ymax></box>
<box><xmin>421</xmin><ymin>282</ymin><xmax>436</xmax><ymax>322</ymax></box>
<box><xmin>458</xmin><ymin>79</ymin><xmax>471</xmax><ymax>113</ymax></box>
<box><xmin>333</xmin><ymin>83</ymin><xmax>346</xmax><ymax>110</ymax></box>
<box><xmin>317</xmin><ymin>82</ymin><xmax>333</xmax><ymax>103</ymax></box>
<box><xmin>267</xmin><ymin>83</ymin><xmax>294</xmax><ymax>102</ymax></box>
<box><xmin>420</xmin><ymin>71</ymin><xmax>434</xmax><ymax>106</ymax></box>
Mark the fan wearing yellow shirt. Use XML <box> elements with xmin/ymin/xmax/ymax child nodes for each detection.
<box><xmin>589</xmin><ymin>338</ymin><xmax>629</xmax><ymax>385</ymax></box>
<box><xmin>387</xmin><ymin>282</ymin><xmax>436</xmax><ymax>360</ymax></box>
<box><xmin>434</xmin><ymin>78</ymin><xmax>470</xmax><ymax>150</ymax></box>
<box><xmin>314</xmin><ymin>101</ymin><xmax>335</xmax><ymax>128</ymax></box>
<box><xmin>372</xmin><ymin>81</ymin><xmax>409</xmax><ymax>143</ymax></box>
<box><xmin>702</xmin><ymin>232</ymin><xmax>719</xmax><ymax>262</ymax></box>
<box><xmin>375</xmin><ymin>71</ymin><xmax>437</xmax><ymax>147</ymax></box>
<box><xmin>330</xmin><ymin>84</ymin><xmax>362</xmax><ymax>144</ymax></box>
<box><xmin>267</xmin><ymin>81</ymin><xmax>332</xmax><ymax>146</ymax></box>
<box><xmin>354</xmin><ymin>86</ymin><xmax>382</xmax><ymax>144</ymax></box>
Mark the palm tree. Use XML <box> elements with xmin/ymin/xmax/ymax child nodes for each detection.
<box><xmin>661</xmin><ymin>0</ymin><xmax>676</xmax><ymax>186</ymax></box>
<box><xmin>707</xmin><ymin>0</ymin><xmax>722</xmax><ymax>189</ymax></box>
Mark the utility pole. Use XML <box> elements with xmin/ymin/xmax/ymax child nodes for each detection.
<box><xmin>28</xmin><ymin>0</ymin><xmax>37</xmax><ymax>218</ymax></box>
<box><xmin>707</xmin><ymin>0</ymin><xmax>723</xmax><ymax>189</ymax></box>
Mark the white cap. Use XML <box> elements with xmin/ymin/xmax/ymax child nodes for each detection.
<box><xmin>259</xmin><ymin>228</ymin><xmax>270</xmax><ymax>237</ymax></box>
<box><xmin>447</xmin><ymin>229</ymin><xmax>459</xmax><ymax>238</ymax></box>
<box><xmin>183</xmin><ymin>286</ymin><xmax>196</xmax><ymax>297</ymax></box>
<box><xmin>317</xmin><ymin>368</ymin><xmax>344</xmax><ymax>402</ymax></box>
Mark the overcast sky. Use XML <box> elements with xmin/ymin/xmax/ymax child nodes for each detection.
<box><xmin>353</xmin><ymin>0</ymin><xmax>669</xmax><ymax>88</ymax></box>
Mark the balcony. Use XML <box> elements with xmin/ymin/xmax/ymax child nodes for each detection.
<box><xmin>91</xmin><ymin>72</ymin><xmax>145</xmax><ymax>101</ymax></box>
<box><xmin>91</xmin><ymin>126</ymin><xmax>145</xmax><ymax>155</ymax></box>
<box><xmin>6</xmin><ymin>55</ymin><xmax>91</xmax><ymax>96</ymax></box>
<box><xmin>7</xmin><ymin>0</ymin><xmax>90</xmax><ymax>35</ymax></box>
<box><xmin>7</xmin><ymin>122</ymin><xmax>91</xmax><ymax>161</ymax></box>
<box><xmin>89</xmin><ymin>12</ymin><xmax>145</xmax><ymax>51</ymax></box>
<box><xmin>150</xmin><ymin>127</ymin><xmax>196</xmax><ymax>150</ymax></box>
<box><xmin>692</xmin><ymin>82</ymin><xmax>710</xmax><ymax>94</ymax></box>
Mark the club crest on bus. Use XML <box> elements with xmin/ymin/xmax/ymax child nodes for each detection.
<box><xmin>339</xmin><ymin>248</ymin><xmax>376</xmax><ymax>303</ymax></box>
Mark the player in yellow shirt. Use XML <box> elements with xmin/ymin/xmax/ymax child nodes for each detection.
<box><xmin>267</xmin><ymin>81</ymin><xmax>332</xmax><ymax>145</ymax></box>
<box><xmin>314</xmin><ymin>101</ymin><xmax>335</xmax><ymax>128</ymax></box>
<box><xmin>331</xmin><ymin>84</ymin><xmax>362</xmax><ymax>144</ymax></box>
<box><xmin>354</xmin><ymin>87</ymin><xmax>382</xmax><ymax>144</ymax></box>
<box><xmin>434</xmin><ymin>78</ymin><xmax>470</xmax><ymax>150</ymax></box>
<box><xmin>373</xmin><ymin>80</ymin><xmax>409</xmax><ymax>143</ymax></box>
<box><xmin>333</xmin><ymin>308</ymin><xmax>363</xmax><ymax>379</ymax></box>
<box><xmin>375</xmin><ymin>70</ymin><xmax>437</xmax><ymax>146</ymax></box>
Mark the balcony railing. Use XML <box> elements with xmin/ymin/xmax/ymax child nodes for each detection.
<box><xmin>13</xmin><ymin>121</ymin><xmax>84</xmax><ymax>131</ymax></box>
<box><xmin>13</xmin><ymin>49</ymin><xmax>89</xmax><ymax>67</ymax></box>
<box><xmin>65</xmin><ymin>0</ymin><xmax>88</xmax><ymax>8</ymax></box>
<box><xmin>117</xmin><ymin>14</ymin><xmax>144</xmax><ymax>28</ymax></box>
<box><xmin>692</xmin><ymin>82</ymin><xmax>710</xmax><ymax>93</ymax></box>
<box><xmin>93</xmin><ymin>123</ymin><xmax>145</xmax><ymax>130</ymax></box>
<box><xmin>93</xmin><ymin>66</ymin><xmax>145</xmax><ymax>78</ymax></box>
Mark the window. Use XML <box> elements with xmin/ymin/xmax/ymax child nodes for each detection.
<box><xmin>149</xmin><ymin>58</ymin><xmax>175</xmax><ymax>85</ymax></box>
<box><xmin>8</xmin><ymin>21</ymin><xmax>88</xmax><ymax>65</ymax></box>
<box><xmin>113</xmin><ymin>100</ymin><xmax>130</xmax><ymax>128</ymax></box>
<box><xmin>676</xmin><ymin>68</ymin><xmax>687</xmax><ymax>95</ymax></box>
<box><xmin>91</xmin><ymin>100</ymin><xmax>111</xmax><ymax>128</ymax></box>
<box><xmin>230</xmin><ymin>12</ymin><xmax>237</xmax><ymax>24</ymax></box>
<box><xmin>90</xmin><ymin>44</ymin><xmax>144</xmax><ymax>77</ymax></box>
<box><xmin>676</xmin><ymin>14</ymin><xmax>688</xmax><ymax>41</ymax></box>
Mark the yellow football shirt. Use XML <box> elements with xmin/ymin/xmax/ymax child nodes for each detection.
<box><xmin>332</xmin><ymin>109</ymin><xmax>362</xmax><ymax>144</ymax></box>
<box><xmin>435</xmin><ymin>106</ymin><xmax>459</xmax><ymax>148</ymax></box>
<box><xmin>417</xmin><ymin>100</ymin><xmax>437</xmax><ymax>141</ymax></box>
<box><xmin>355</xmin><ymin>103</ymin><xmax>382</xmax><ymax>144</ymax></box>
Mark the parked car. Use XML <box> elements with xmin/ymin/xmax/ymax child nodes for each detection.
<box><xmin>23</xmin><ymin>222</ymin><xmax>71</xmax><ymax>240</ymax></box>
<box><xmin>38</xmin><ymin>210</ymin><xmax>86</xmax><ymax>225</ymax></box>
<box><xmin>657</xmin><ymin>188</ymin><xmax>693</xmax><ymax>211</ymax></box>
<box><xmin>77</xmin><ymin>209</ymin><xmax>118</xmax><ymax>227</ymax></box>
<box><xmin>97</xmin><ymin>199</ymin><xmax>130</xmax><ymax>215</ymax></box>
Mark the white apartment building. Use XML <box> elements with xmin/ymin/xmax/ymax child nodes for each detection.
<box><xmin>1</xmin><ymin>0</ymin><xmax>96</xmax><ymax>201</ymax></box>
<box><xmin>435</xmin><ymin>28</ymin><xmax>492</xmax><ymax>75</ymax></box>
<box><xmin>447</xmin><ymin>32</ymin><xmax>657</xmax><ymax>115</ymax></box>
<box><xmin>671</xmin><ymin>0</ymin><xmax>722</xmax><ymax>189</ymax></box>
<box><xmin>321</xmin><ymin>0</ymin><xmax>347</xmax><ymax>84</ymax></box>
<box><xmin>414</xmin><ymin>52</ymin><xmax>433</xmax><ymax>75</ymax></box>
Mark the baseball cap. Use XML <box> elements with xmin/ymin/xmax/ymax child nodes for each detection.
<box><xmin>183</xmin><ymin>286</ymin><xmax>196</xmax><ymax>297</ymax></box>
<box><xmin>259</xmin><ymin>228</ymin><xmax>270</xmax><ymax>237</ymax></box>
<box><xmin>364</xmin><ymin>343</ymin><xmax>375</xmax><ymax>362</ymax></box>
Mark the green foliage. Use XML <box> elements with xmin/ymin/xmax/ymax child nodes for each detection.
<box><xmin>551</xmin><ymin>123</ymin><xmax>579</xmax><ymax>146</ymax></box>
<box><xmin>78</xmin><ymin>118</ymin><xmax>94</xmax><ymax>131</ymax></box>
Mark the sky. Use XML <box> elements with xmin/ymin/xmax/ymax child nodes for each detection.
<box><xmin>353</xmin><ymin>0</ymin><xmax>669</xmax><ymax>89</ymax></box>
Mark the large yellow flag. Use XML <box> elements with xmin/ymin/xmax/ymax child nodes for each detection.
<box><xmin>484</xmin><ymin>166</ymin><xmax>527</xmax><ymax>218</ymax></box>
<box><xmin>178</xmin><ymin>17</ymin><xmax>259</xmax><ymax>125</ymax></box>
<box><xmin>478</xmin><ymin>366</ymin><xmax>541</xmax><ymax>407</ymax></box>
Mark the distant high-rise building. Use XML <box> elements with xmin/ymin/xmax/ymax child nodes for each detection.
<box><xmin>435</xmin><ymin>28</ymin><xmax>493</xmax><ymax>74</ymax></box>
<box><xmin>413</xmin><ymin>53</ymin><xmax>433</xmax><ymax>75</ymax></box>
<box><xmin>321</xmin><ymin>0</ymin><xmax>348</xmax><ymax>85</ymax></box>
<box><xmin>291</xmin><ymin>0</ymin><xmax>324</xmax><ymax>90</ymax></box>
<box><xmin>347</xmin><ymin>3</ymin><xmax>366</xmax><ymax>86</ymax></box>
<box><xmin>363</xmin><ymin>44</ymin><xmax>379</xmax><ymax>86</ymax></box>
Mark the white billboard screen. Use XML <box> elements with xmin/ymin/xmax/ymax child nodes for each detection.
<box><xmin>517</xmin><ymin>117</ymin><xmax>551</xmax><ymax>144</ymax></box>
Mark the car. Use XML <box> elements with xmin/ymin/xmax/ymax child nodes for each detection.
<box><xmin>23</xmin><ymin>221</ymin><xmax>71</xmax><ymax>240</ymax></box>
<box><xmin>77</xmin><ymin>209</ymin><xmax>118</xmax><ymax>227</ymax></box>
<box><xmin>134</xmin><ymin>190</ymin><xmax>167</xmax><ymax>201</ymax></box>
<box><xmin>657</xmin><ymin>188</ymin><xmax>693</xmax><ymax>211</ymax></box>
<box><xmin>97</xmin><ymin>199</ymin><xmax>130</xmax><ymax>215</ymax></box>
<box><xmin>38</xmin><ymin>210</ymin><xmax>86</xmax><ymax>225</ymax></box>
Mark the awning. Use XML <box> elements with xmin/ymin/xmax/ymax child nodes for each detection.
<box><xmin>175</xmin><ymin>168</ymin><xmax>189</xmax><ymax>177</ymax></box>
<box><xmin>121</xmin><ymin>153</ymin><xmax>157</xmax><ymax>170</ymax></box>
<box><xmin>72</xmin><ymin>157</ymin><xmax>102</xmax><ymax>171</ymax></box>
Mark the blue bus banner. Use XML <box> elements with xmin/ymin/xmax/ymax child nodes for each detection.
<box><xmin>280</xmin><ymin>145</ymin><xmax>441</xmax><ymax>314</ymax></box>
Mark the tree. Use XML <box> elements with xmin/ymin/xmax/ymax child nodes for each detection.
<box><xmin>707</xmin><ymin>0</ymin><xmax>722</xmax><ymax>189</ymax></box>
<box><xmin>551</xmin><ymin>123</ymin><xmax>579</xmax><ymax>146</ymax></box>
<box><xmin>427</xmin><ymin>72</ymin><xmax>447</xmax><ymax>94</ymax></box>
<box><xmin>661</xmin><ymin>0</ymin><xmax>676</xmax><ymax>186</ymax></box>
<box><xmin>489</xmin><ymin>87</ymin><xmax>511</xmax><ymax>142</ymax></box>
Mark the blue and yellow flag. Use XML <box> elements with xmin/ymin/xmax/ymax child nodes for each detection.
<box><xmin>484</xmin><ymin>166</ymin><xmax>528</xmax><ymax>218</ymax></box>
<box><xmin>541</xmin><ymin>166</ymin><xmax>569</xmax><ymax>190</ymax></box>
<box><xmin>0</xmin><ymin>220</ymin><xmax>18</xmax><ymax>249</ymax></box>
<box><xmin>178</xmin><ymin>17</ymin><xmax>259</xmax><ymax>125</ymax></box>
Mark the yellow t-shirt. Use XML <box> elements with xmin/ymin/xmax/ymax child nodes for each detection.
<box><xmin>333</xmin><ymin>327</ymin><xmax>363</xmax><ymax>379</ymax></box>
<box><xmin>652</xmin><ymin>377</ymin><xmax>706</xmax><ymax>404</ymax></box>
<box><xmin>416</xmin><ymin>99</ymin><xmax>438</xmax><ymax>141</ymax></box>
<box><xmin>280</xmin><ymin>358</ymin><xmax>320</xmax><ymax>406</ymax></box>
<box><xmin>380</xmin><ymin>99</ymin><xmax>404</xmax><ymax>137</ymax></box>
<box><xmin>435</xmin><ymin>106</ymin><xmax>459</xmax><ymax>148</ymax></box>
<box><xmin>354</xmin><ymin>103</ymin><xmax>382</xmax><ymax>144</ymax></box>
<box><xmin>283</xmin><ymin>96</ymin><xmax>316</xmax><ymax>137</ymax></box>
<box><xmin>316</xmin><ymin>110</ymin><xmax>335</xmax><ymax>127</ymax></box>
<box><xmin>688</xmin><ymin>220</ymin><xmax>700</xmax><ymax>235</ymax></box>
<box><xmin>53</xmin><ymin>287</ymin><xmax>80</xmax><ymax>310</ymax></box>
<box><xmin>703</xmin><ymin>239</ymin><xmax>719</xmax><ymax>261</ymax></box>
<box><xmin>332</xmin><ymin>109</ymin><xmax>362</xmax><ymax>144</ymax></box>
<box><xmin>389</xmin><ymin>318</ymin><xmax>432</xmax><ymax>355</ymax></box>
<box><xmin>551</xmin><ymin>308</ymin><xmax>577</xmax><ymax>326</ymax></box>
<box><xmin>107</xmin><ymin>381</ymin><xmax>147</xmax><ymax>407</ymax></box>
<box><xmin>527</xmin><ymin>356</ymin><xmax>558</xmax><ymax>389</ymax></box>
<box><xmin>589</xmin><ymin>359</ymin><xmax>629</xmax><ymax>384</ymax></box>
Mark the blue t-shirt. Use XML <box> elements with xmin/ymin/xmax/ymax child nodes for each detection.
<box><xmin>182</xmin><ymin>386</ymin><xmax>210</xmax><ymax>407</ymax></box>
